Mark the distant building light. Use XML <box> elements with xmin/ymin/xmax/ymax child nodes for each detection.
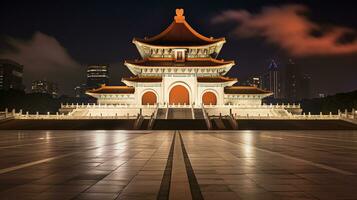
<box><xmin>318</xmin><ymin>93</ymin><xmax>326</xmax><ymax>98</ymax></box>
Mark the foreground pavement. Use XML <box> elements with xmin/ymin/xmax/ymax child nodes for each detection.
<box><xmin>0</xmin><ymin>130</ymin><xmax>357</xmax><ymax>199</ymax></box>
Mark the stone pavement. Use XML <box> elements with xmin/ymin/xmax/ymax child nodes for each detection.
<box><xmin>0</xmin><ymin>130</ymin><xmax>357</xmax><ymax>199</ymax></box>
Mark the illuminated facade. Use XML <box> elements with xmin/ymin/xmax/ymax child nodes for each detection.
<box><xmin>86</xmin><ymin>9</ymin><xmax>272</xmax><ymax>107</ymax></box>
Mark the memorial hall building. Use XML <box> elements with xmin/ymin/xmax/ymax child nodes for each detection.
<box><xmin>86</xmin><ymin>9</ymin><xmax>273</xmax><ymax>107</ymax></box>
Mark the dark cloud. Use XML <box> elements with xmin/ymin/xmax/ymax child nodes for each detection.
<box><xmin>212</xmin><ymin>5</ymin><xmax>357</xmax><ymax>57</ymax></box>
<box><xmin>0</xmin><ymin>32</ymin><xmax>83</xmax><ymax>94</ymax></box>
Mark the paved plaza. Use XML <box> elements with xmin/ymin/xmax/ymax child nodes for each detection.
<box><xmin>0</xmin><ymin>130</ymin><xmax>357</xmax><ymax>200</ymax></box>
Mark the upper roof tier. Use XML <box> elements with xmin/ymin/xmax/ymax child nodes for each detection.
<box><xmin>133</xmin><ymin>9</ymin><xmax>225</xmax><ymax>47</ymax></box>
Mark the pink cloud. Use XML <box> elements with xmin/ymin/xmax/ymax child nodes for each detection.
<box><xmin>212</xmin><ymin>5</ymin><xmax>357</xmax><ymax>56</ymax></box>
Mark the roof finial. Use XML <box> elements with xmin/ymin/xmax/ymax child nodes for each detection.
<box><xmin>174</xmin><ymin>8</ymin><xmax>185</xmax><ymax>23</ymax></box>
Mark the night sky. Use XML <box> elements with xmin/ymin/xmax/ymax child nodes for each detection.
<box><xmin>1</xmin><ymin>0</ymin><xmax>357</xmax><ymax>96</ymax></box>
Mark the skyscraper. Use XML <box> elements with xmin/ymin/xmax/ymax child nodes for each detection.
<box><xmin>262</xmin><ymin>60</ymin><xmax>281</xmax><ymax>98</ymax></box>
<box><xmin>0</xmin><ymin>59</ymin><xmax>24</xmax><ymax>91</ymax></box>
<box><xmin>245</xmin><ymin>76</ymin><xmax>262</xmax><ymax>88</ymax></box>
<box><xmin>31</xmin><ymin>80</ymin><xmax>59</xmax><ymax>98</ymax></box>
<box><xmin>86</xmin><ymin>65</ymin><xmax>109</xmax><ymax>89</ymax></box>
<box><xmin>284</xmin><ymin>59</ymin><xmax>311</xmax><ymax>101</ymax></box>
<box><xmin>74</xmin><ymin>84</ymin><xmax>87</xmax><ymax>98</ymax></box>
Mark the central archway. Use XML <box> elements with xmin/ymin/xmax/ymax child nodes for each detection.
<box><xmin>169</xmin><ymin>85</ymin><xmax>189</xmax><ymax>105</ymax></box>
<box><xmin>142</xmin><ymin>91</ymin><xmax>157</xmax><ymax>105</ymax></box>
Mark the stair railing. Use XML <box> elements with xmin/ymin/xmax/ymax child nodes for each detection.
<box><xmin>201</xmin><ymin>104</ymin><xmax>212</xmax><ymax>130</ymax></box>
<box><xmin>228</xmin><ymin>113</ymin><xmax>238</xmax><ymax>130</ymax></box>
<box><xmin>191</xmin><ymin>104</ymin><xmax>195</xmax><ymax>119</ymax></box>
<box><xmin>165</xmin><ymin>103</ymin><xmax>169</xmax><ymax>119</ymax></box>
<box><xmin>148</xmin><ymin>103</ymin><xmax>159</xmax><ymax>130</ymax></box>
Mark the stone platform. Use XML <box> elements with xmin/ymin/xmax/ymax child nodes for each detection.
<box><xmin>1</xmin><ymin>130</ymin><xmax>357</xmax><ymax>199</ymax></box>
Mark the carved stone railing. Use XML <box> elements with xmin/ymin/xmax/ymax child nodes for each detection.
<box><xmin>201</xmin><ymin>104</ymin><xmax>212</xmax><ymax>130</ymax></box>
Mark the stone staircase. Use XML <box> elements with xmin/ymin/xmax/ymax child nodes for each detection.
<box><xmin>193</xmin><ymin>109</ymin><xmax>204</xmax><ymax>119</ymax></box>
<box><xmin>167</xmin><ymin>108</ymin><xmax>192</xmax><ymax>119</ymax></box>
<box><xmin>156</xmin><ymin>108</ymin><xmax>167</xmax><ymax>119</ymax></box>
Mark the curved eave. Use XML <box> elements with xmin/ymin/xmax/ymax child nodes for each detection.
<box><xmin>124</xmin><ymin>60</ymin><xmax>235</xmax><ymax>76</ymax></box>
<box><xmin>224</xmin><ymin>86</ymin><xmax>273</xmax><ymax>98</ymax></box>
<box><xmin>225</xmin><ymin>92</ymin><xmax>273</xmax><ymax>98</ymax></box>
<box><xmin>133</xmin><ymin>39</ymin><xmax>226</xmax><ymax>48</ymax></box>
<box><xmin>133</xmin><ymin>18</ymin><xmax>225</xmax><ymax>46</ymax></box>
<box><xmin>125</xmin><ymin>59</ymin><xmax>235</xmax><ymax>67</ymax></box>
<box><xmin>198</xmin><ymin>78</ymin><xmax>238</xmax><ymax>86</ymax></box>
<box><xmin>121</xmin><ymin>78</ymin><xmax>162</xmax><ymax>87</ymax></box>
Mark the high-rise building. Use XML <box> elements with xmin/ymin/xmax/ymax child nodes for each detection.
<box><xmin>245</xmin><ymin>76</ymin><xmax>262</xmax><ymax>88</ymax></box>
<box><xmin>284</xmin><ymin>59</ymin><xmax>311</xmax><ymax>101</ymax></box>
<box><xmin>0</xmin><ymin>59</ymin><xmax>24</xmax><ymax>91</ymax></box>
<box><xmin>301</xmin><ymin>74</ymin><xmax>311</xmax><ymax>99</ymax></box>
<box><xmin>261</xmin><ymin>60</ymin><xmax>281</xmax><ymax>98</ymax></box>
<box><xmin>74</xmin><ymin>84</ymin><xmax>87</xmax><ymax>98</ymax></box>
<box><xmin>31</xmin><ymin>80</ymin><xmax>59</xmax><ymax>98</ymax></box>
<box><xmin>86</xmin><ymin>65</ymin><xmax>109</xmax><ymax>89</ymax></box>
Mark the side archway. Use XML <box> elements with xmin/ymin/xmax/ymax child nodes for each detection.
<box><xmin>142</xmin><ymin>91</ymin><xmax>157</xmax><ymax>105</ymax></box>
<box><xmin>202</xmin><ymin>91</ymin><xmax>217</xmax><ymax>105</ymax></box>
<box><xmin>169</xmin><ymin>85</ymin><xmax>190</xmax><ymax>105</ymax></box>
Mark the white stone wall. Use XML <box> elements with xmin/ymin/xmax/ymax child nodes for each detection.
<box><xmin>95</xmin><ymin>94</ymin><xmax>136</xmax><ymax>105</ymax></box>
<box><xmin>224</xmin><ymin>94</ymin><xmax>264</xmax><ymax>106</ymax></box>
<box><xmin>197</xmin><ymin>83</ymin><xmax>224</xmax><ymax>105</ymax></box>
<box><xmin>133</xmin><ymin>83</ymin><xmax>162</xmax><ymax>105</ymax></box>
<box><xmin>163</xmin><ymin>74</ymin><xmax>197</xmax><ymax>105</ymax></box>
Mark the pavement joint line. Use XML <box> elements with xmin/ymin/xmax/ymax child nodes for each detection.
<box><xmin>178</xmin><ymin>131</ymin><xmax>203</xmax><ymax>200</ymax></box>
<box><xmin>0</xmin><ymin>136</ymin><xmax>118</xmax><ymax>150</ymax></box>
<box><xmin>210</xmin><ymin>133</ymin><xmax>356</xmax><ymax>176</ymax></box>
<box><xmin>0</xmin><ymin>132</ymin><xmax>154</xmax><ymax>175</ymax></box>
<box><xmin>169</xmin><ymin>131</ymin><xmax>192</xmax><ymax>200</ymax></box>
<box><xmin>157</xmin><ymin>131</ymin><xmax>176</xmax><ymax>200</ymax></box>
<box><xmin>271</xmin><ymin>133</ymin><xmax>357</xmax><ymax>143</ymax></box>
<box><xmin>218</xmin><ymin>130</ymin><xmax>357</xmax><ymax>143</ymax></box>
<box><xmin>0</xmin><ymin>131</ymin><xmax>154</xmax><ymax>149</ymax></box>
<box><xmin>0</xmin><ymin>132</ymin><xmax>99</xmax><ymax>144</ymax></box>
<box><xmin>261</xmin><ymin>133</ymin><xmax>357</xmax><ymax>151</ymax></box>
<box><xmin>0</xmin><ymin>152</ymin><xmax>79</xmax><ymax>175</ymax></box>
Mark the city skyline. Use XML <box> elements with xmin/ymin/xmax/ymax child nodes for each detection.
<box><xmin>0</xmin><ymin>1</ymin><xmax>357</xmax><ymax>96</ymax></box>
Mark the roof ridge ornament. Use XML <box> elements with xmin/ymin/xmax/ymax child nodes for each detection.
<box><xmin>174</xmin><ymin>8</ymin><xmax>185</xmax><ymax>23</ymax></box>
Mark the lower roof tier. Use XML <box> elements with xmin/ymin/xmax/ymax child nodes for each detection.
<box><xmin>87</xmin><ymin>85</ymin><xmax>135</xmax><ymax>94</ymax></box>
<box><xmin>224</xmin><ymin>86</ymin><xmax>272</xmax><ymax>94</ymax></box>
<box><xmin>86</xmin><ymin>85</ymin><xmax>271</xmax><ymax>95</ymax></box>
<box><xmin>122</xmin><ymin>76</ymin><xmax>237</xmax><ymax>83</ymax></box>
<box><xmin>125</xmin><ymin>57</ymin><xmax>234</xmax><ymax>67</ymax></box>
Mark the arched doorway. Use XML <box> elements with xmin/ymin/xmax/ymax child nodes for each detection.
<box><xmin>202</xmin><ymin>91</ymin><xmax>217</xmax><ymax>105</ymax></box>
<box><xmin>169</xmin><ymin>85</ymin><xmax>189</xmax><ymax>105</ymax></box>
<box><xmin>142</xmin><ymin>91</ymin><xmax>157</xmax><ymax>105</ymax></box>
